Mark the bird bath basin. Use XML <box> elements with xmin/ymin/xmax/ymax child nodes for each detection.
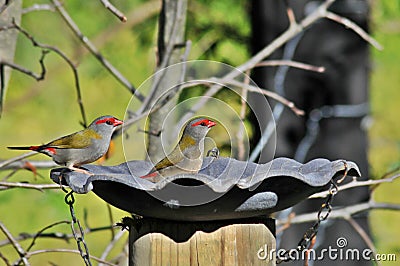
<box><xmin>51</xmin><ymin>157</ymin><xmax>360</xmax><ymax>221</ymax></box>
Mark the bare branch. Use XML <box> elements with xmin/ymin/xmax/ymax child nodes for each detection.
<box><xmin>0</xmin><ymin>160</ymin><xmax>57</xmax><ymax>171</ymax></box>
<box><xmin>236</xmin><ymin>70</ymin><xmax>250</xmax><ymax>161</ymax></box>
<box><xmin>99</xmin><ymin>0</ymin><xmax>127</xmax><ymax>22</ymax></box>
<box><xmin>0</xmin><ymin>181</ymin><xmax>60</xmax><ymax>191</ymax></box>
<box><xmin>178</xmin><ymin>0</ymin><xmax>337</xmax><ymax>125</ymax></box>
<box><xmin>138</xmin><ymin>0</ymin><xmax>187</xmax><ymax>113</ymax></box>
<box><xmin>283</xmin><ymin>0</ymin><xmax>296</xmax><ymax>27</ymax></box>
<box><xmin>325</xmin><ymin>11</ymin><xmax>383</xmax><ymax>50</ymax></box>
<box><xmin>0</xmin><ymin>49</ymin><xmax>48</xmax><ymax>114</ymax></box>
<box><xmin>0</xmin><ymin>0</ymin><xmax>15</xmax><ymax>15</ymax></box>
<box><xmin>255</xmin><ymin>60</ymin><xmax>325</xmax><ymax>73</ymax></box>
<box><xmin>304</xmin><ymin>235</ymin><xmax>317</xmax><ymax>266</ymax></box>
<box><xmin>22</xmin><ymin>248</ymin><xmax>117</xmax><ymax>266</ymax></box>
<box><xmin>51</xmin><ymin>0</ymin><xmax>144</xmax><ymax>101</ymax></box>
<box><xmin>25</xmin><ymin>221</ymin><xmax>71</xmax><ymax>252</ymax></box>
<box><xmin>0</xmin><ymin>151</ymin><xmax>37</xmax><ymax>169</ymax></box>
<box><xmin>22</xmin><ymin>4</ymin><xmax>54</xmax><ymax>14</ymax></box>
<box><xmin>0</xmin><ymin>251</ymin><xmax>10</xmax><ymax>266</ymax></box>
<box><xmin>99</xmin><ymin>230</ymin><xmax>127</xmax><ymax>264</ymax></box>
<box><xmin>0</xmin><ymin>224</ymin><xmax>115</xmax><ymax>248</ymax></box>
<box><xmin>277</xmin><ymin>200</ymin><xmax>400</xmax><ymax>227</ymax></box>
<box><xmin>345</xmin><ymin>217</ymin><xmax>382</xmax><ymax>266</ymax></box>
<box><xmin>0</xmin><ymin>222</ymin><xmax>30</xmax><ymax>265</ymax></box>
<box><xmin>74</xmin><ymin>1</ymin><xmax>160</xmax><ymax>59</ymax></box>
<box><xmin>106</xmin><ymin>204</ymin><xmax>116</xmax><ymax>240</ymax></box>
<box><xmin>310</xmin><ymin>173</ymin><xmax>400</xmax><ymax>199</ymax></box>
<box><xmin>0</xmin><ymin>231</ymin><xmax>70</xmax><ymax>248</ymax></box>
<box><xmin>212</xmin><ymin>78</ymin><xmax>305</xmax><ymax>116</ymax></box>
<box><xmin>0</xmin><ymin>21</ymin><xmax>89</xmax><ymax>127</ymax></box>
<box><xmin>0</xmin><ymin>49</ymin><xmax>48</xmax><ymax>81</ymax></box>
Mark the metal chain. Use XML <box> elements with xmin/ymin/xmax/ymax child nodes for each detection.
<box><xmin>64</xmin><ymin>190</ymin><xmax>92</xmax><ymax>266</ymax></box>
<box><xmin>276</xmin><ymin>180</ymin><xmax>339</xmax><ymax>264</ymax></box>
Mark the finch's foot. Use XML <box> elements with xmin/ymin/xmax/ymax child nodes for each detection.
<box><xmin>207</xmin><ymin>147</ymin><xmax>220</xmax><ymax>158</ymax></box>
<box><xmin>68</xmin><ymin>166</ymin><xmax>94</xmax><ymax>176</ymax></box>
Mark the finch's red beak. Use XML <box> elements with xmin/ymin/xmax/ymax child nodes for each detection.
<box><xmin>113</xmin><ymin>119</ymin><xmax>123</xmax><ymax>126</ymax></box>
<box><xmin>207</xmin><ymin>121</ymin><xmax>216</xmax><ymax>128</ymax></box>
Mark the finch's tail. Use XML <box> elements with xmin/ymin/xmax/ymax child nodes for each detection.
<box><xmin>8</xmin><ymin>145</ymin><xmax>40</xmax><ymax>151</ymax></box>
<box><xmin>140</xmin><ymin>172</ymin><xmax>158</xmax><ymax>179</ymax></box>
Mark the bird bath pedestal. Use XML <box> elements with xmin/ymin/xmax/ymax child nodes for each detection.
<box><xmin>51</xmin><ymin>157</ymin><xmax>359</xmax><ymax>266</ymax></box>
<box><xmin>126</xmin><ymin>216</ymin><xmax>275</xmax><ymax>265</ymax></box>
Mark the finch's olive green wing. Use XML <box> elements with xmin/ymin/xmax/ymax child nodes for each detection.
<box><xmin>46</xmin><ymin>129</ymin><xmax>102</xmax><ymax>149</ymax></box>
<box><xmin>153</xmin><ymin>145</ymin><xmax>185</xmax><ymax>171</ymax></box>
<box><xmin>153</xmin><ymin>157</ymin><xmax>174</xmax><ymax>171</ymax></box>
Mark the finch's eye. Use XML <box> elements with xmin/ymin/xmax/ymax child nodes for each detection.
<box><xmin>106</xmin><ymin>120</ymin><xmax>113</xmax><ymax>125</ymax></box>
<box><xmin>200</xmin><ymin>122</ymin><xmax>206</xmax><ymax>126</ymax></box>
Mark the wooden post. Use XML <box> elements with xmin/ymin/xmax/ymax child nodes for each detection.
<box><xmin>128</xmin><ymin>217</ymin><xmax>276</xmax><ymax>266</ymax></box>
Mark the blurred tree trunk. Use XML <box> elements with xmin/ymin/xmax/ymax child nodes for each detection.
<box><xmin>249</xmin><ymin>1</ymin><xmax>371</xmax><ymax>265</ymax></box>
<box><xmin>147</xmin><ymin>0</ymin><xmax>188</xmax><ymax>161</ymax></box>
<box><xmin>0</xmin><ymin>0</ymin><xmax>22</xmax><ymax>114</ymax></box>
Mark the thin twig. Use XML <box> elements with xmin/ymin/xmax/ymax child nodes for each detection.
<box><xmin>0</xmin><ymin>0</ymin><xmax>14</xmax><ymax>15</ymax></box>
<box><xmin>2</xmin><ymin>21</ymin><xmax>89</xmax><ymax>127</ymax></box>
<box><xmin>177</xmin><ymin>0</ymin><xmax>337</xmax><ymax>126</ymax></box>
<box><xmin>74</xmin><ymin>1</ymin><xmax>160</xmax><ymax>59</ymax></box>
<box><xmin>0</xmin><ymin>151</ymin><xmax>37</xmax><ymax>169</ymax></box>
<box><xmin>0</xmin><ymin>181</ymin><xmax>60</xmax><ymax>191</ymax></box>
<box><xmin>283</xmin><ymin>0</ymin><xmax>296</xmax><ymax>27</ymax></box>
<box><xmin>0</xmin><ymin>231</ymin><xmax>70</xmax><ymax>248</ymax></box>
<box><xmin>277</xmin><ymin>200</ymin><xmax>400</xmax><ymax>227</ymax></box>
<box><xmin>325</xmin><ymin>11</ymin><xmax>383</xmax><ymax>50</ymax></box>
<box><xmin>0</xmin><ymin>49</ymin><xmax>48</xmax><ymax>81</ymax></box>
<box><xmin>0</xmin><ymin>49</ymin><xmax>48</xmax><ymax>115</ymax></box>
<box><xmin>20</xmin><ymin>249</ymin><xmax>117</xmax><ymax>266</ymax></box>
<box><xmin>0</xmin><ymin>47</ymin><xmax>49</xmax><ymax>115</ymax></box>
<box><xmin>304</xmin><ymin>235</ymin><xmax>316</xmax><ymax>266</ymax></box>
<box><xmin>51</xmin><ymin>0</ymin><xmax>144</xmax><ymax>101</ymax></box>
<box><xmin>255</xmin><ymin>60</ymin><xmax>325</xmax><ymax>73</ymax></box>
<box><xmin>0</xmin><ymin>160</ymin><xmax>57</xmax><ymax>171</ymax></box>
<box><xmin>99</xmin><ymin>0</ymin><xmax>127</xmax><ymax>22</ymax></box>
<box><xmin>1</xmin><ymin>168</ymin><xmax>19</xmax><ymax>181</ymax></box>
<box><xmin>236</xmin><ymin>70</ymin><xmax>250</xmax><ymax>160</ymax></box>
<box><xmin>371</xmin><ymin>167</ymin><xmax>400</xmax><ymax>192</ymax></box>
<box><xmin>26</xmin><ymin>221</ymin><xmax>71</xmax><ymax>252</ymax></box>
<box><xmin>0</xmin><ymin>251</ymin><xmax>10</xmax><ymax>266</ymax></box>
<box><xmin>276</xmin><ymin>212</ymin><xmax>296</xmax><ymax>234</ymax></box>
<box><xmin>310</xmin><ymin>173</ymin><xmax>400</xmax><ymax>199</ymax></box>
<box><xmin>212</xmin><ymin>78</ymin><xmax>305</xmax><ymax>116</ymax></box>
<box><xmin>106</xmin><ymin>204</ymin><xmax>116</xmax><ymax>240</ymax></box>
<box><xmin>138</xmin><ymin>0</ymin><xmax>187</xmax><ymax>113</ymax></box>
<box><xmin>0</xmin><ymin>225</ymin><xmax>115</xmax><ymax>248</ymax></box>
<box><xmin>99</xmin><ymin>230</ymin><xmax>126</xmax><ymax>265</ymax></box>
<box><xmin>0</xmin><ymin>222</ymin><xmax>30</xmax><ymax>265</ymax></box>
<box><xmin>345</xmin><ymin>217</ymin><xmax>382</xmax><ymax>266</ymax></box>
<box><xmin>22</xmin><ymin>4</ymin><xmax>55</xmax><ymax>14</ymax></box>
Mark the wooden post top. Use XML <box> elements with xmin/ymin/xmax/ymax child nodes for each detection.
<box><xmin>127</xmin><ymin>216</ymin><xmax>276</xmax><ymax>266</ymax></box>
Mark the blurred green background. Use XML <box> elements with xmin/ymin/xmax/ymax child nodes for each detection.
<box><xmin>0</xmin><ymin>0</ymin><xmax>399</xmax><ymax>264</ymax></box>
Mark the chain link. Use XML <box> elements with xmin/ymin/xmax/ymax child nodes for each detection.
<box><xmin>276</xmin><ymin>179</ymin><xmax>339</xmax><ymax>264</ymax></box>
<box><xmin>64</xmin><ymin>190</ymin><xmax>92</xmax><ymax>266</ymax></box>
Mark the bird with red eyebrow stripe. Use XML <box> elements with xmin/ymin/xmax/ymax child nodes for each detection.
<box><xmin>8</xmin><ymin>115</ymin><xmax>123</xmax><ymax>175</ymax></box>
<box><xmin>141</xmin><ymin>117</ymin><xmax>217</xmax><ymax>182</ymax></box>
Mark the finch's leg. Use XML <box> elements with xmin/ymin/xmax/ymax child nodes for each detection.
<box><xmin>67</xmin><ymin>165</ymin><xmax>94</xmax><ymax>176</ymax></box>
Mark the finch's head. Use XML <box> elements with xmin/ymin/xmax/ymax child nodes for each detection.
<box><xmin>89</xmin><ymin>115</ymin><xmax>123</xmax><ymax>136</ymax></box>
<box><xmin>183</xmin><ymin>117</ymin><xmax>216</xmax><ymax>141</ymax></box>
